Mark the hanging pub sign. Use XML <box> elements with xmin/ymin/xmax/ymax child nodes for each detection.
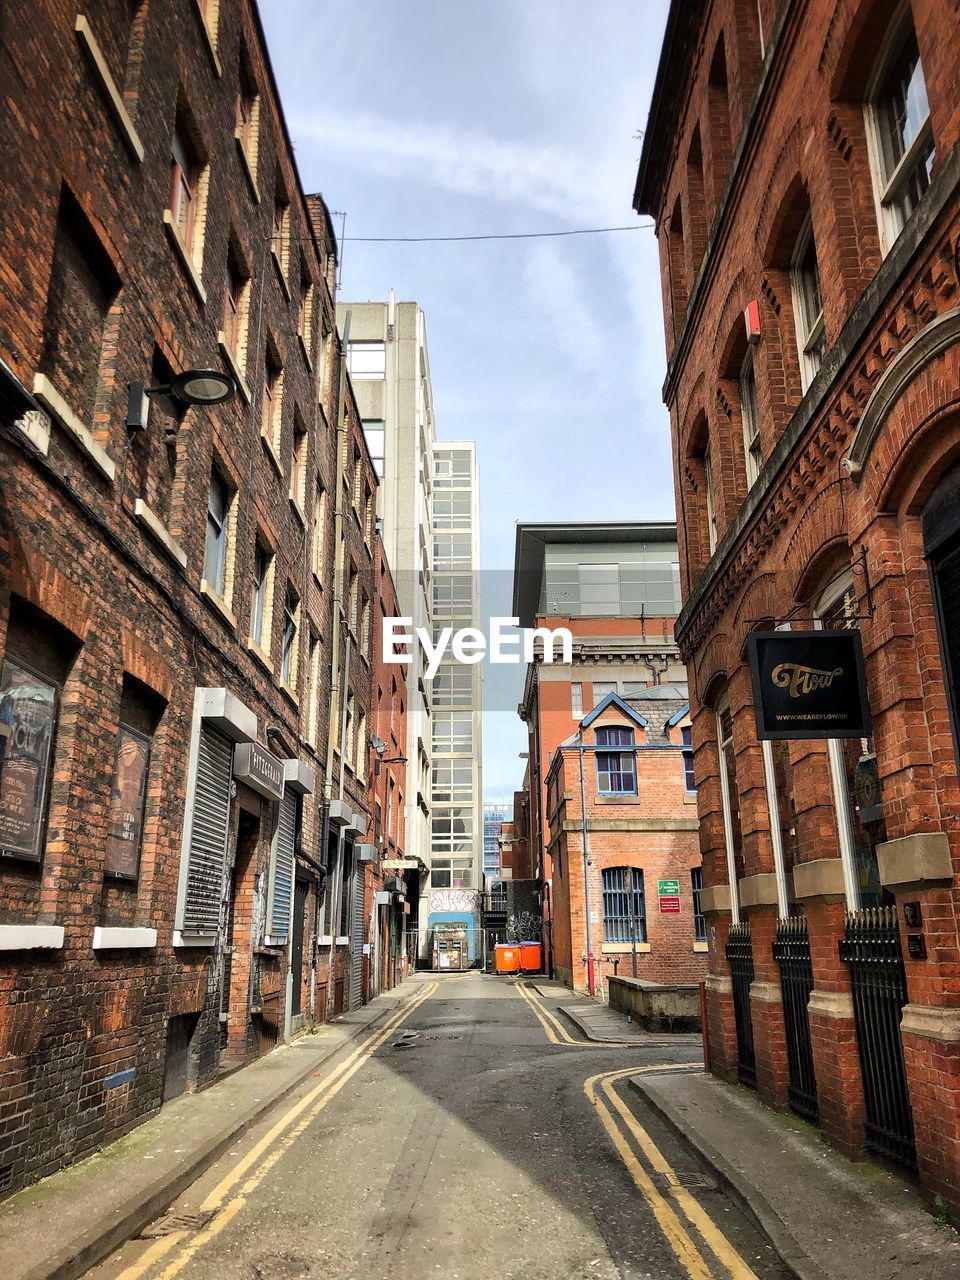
<box><xmin>747</xmin><ymin>629</ymin><xmax>872</xmax><ymax>740</ymax></box>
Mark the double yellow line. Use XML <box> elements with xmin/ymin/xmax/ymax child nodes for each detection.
<box><xmin>514</xmin><ymin>979</ymin><xmax>634</xmax><ymax>1048</ymax></box>
<box><xmin>117</xmin><ymin>981</ymin><xmax>438</xmax><ymax>1280</ymax></box>
<box><xmin>585</xmin><ymin>1067</ymin><xmax>759</xmax><ymax>1280</ymax></box>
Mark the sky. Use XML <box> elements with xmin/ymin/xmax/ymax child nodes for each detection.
<box><xmin>259</xmin><ymin>0</ymin><xmax>673</xmax><ymax>799</ymax></box>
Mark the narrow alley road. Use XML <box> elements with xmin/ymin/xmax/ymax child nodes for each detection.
<box><xmin>88</xmin><ymin>976</ymin><xmax>791</xmax><ymax>1280</ymax></box>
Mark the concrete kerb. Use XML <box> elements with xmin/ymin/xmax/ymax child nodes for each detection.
<box><xmin>0</xmin><ymin>983</ymin><xmax>422</xmax><ymax>1280</ymax></box>
<box><xmin>627</xmin><ymin>1074</ymin><xmax>827</xmax><ymax>1280</ymax></box>
<box><xmin>559</xmin><ymin>1003</ymin><xmax>703</xmax><ymax>1049</ymax></box>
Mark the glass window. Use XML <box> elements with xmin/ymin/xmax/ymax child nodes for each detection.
<box><xmin>170</xmin><ymin>126</ymin><xmax>200</xmax><ymax>250</ymax></box>
<box><xmin>347</xmin><ymin>341</ymin><xmax>386</xmax><ymax>379</ymax></box>
<box><xmin>681</xmin><ymin>725</ymin><xmax>696</xmax><ymax>792</ymax></box>
<box><xmin>717</xmin><ymin>697</ymin><xmax>745</xmax><ymax>882</ymax></box>
<box><xmin>704</xmin><ymin>444</ymin><xmax>718</xmax><ymax>553</ymax></box>
<box><xmin>740</xmin><ymin>348</ymin><xmax>762</xmax><ymax>485</ymax></box>
<box><xmin>595</xmin><ymin>727</ymin><xmax>637</xmax><ymax>795</ymax></box>
<box><xmin>0</xmin><ymin>657</ymin><xmax>57</xmax><ymax>863</ymax></box>
<box><xmin>571</xmin><ymin>682</ymin><xmax>583</xmax><ymax>720</ymax></box>
<box><xmin>791</xmin><ymin>213</ymin><xmax>825</xmax><ymax>390</ymax></box>
<box><xmin>592</xmin><ymin>681</ymin><xmax>617</xmax><ymax>708</ymax></box>
<box><xmin>281</xmin><ymin>587</ymin><xmax>298</xmax><ymax>686</ymax></box>
<box><xmin>433</xmin><ymin>666</ymin><xmax>472</xmax><ymax>708</ymax></box>
<box><xmin>222</xmin><ymin>258</ymin><xmax>245</xmax><ymax>358</ymax></box>
<box><xmin>204</xmin><ymin>468</ymin><xmax>229</xmax><ymax>595</ymax></box>
<box><xmin>262</xmin><ymin>352</ymin><xmax>281</xmax><ymax>446</ymax></box>
<box><xmin>691</xmin><ymin>866</ymin><xmax>707</xmax><ymax>942</ymax></box>
<box><xmin>251</xmin><ymin>540</ymin><xmax>269</xmax><ymax>647</ymax></box>
<box><xmin>363</xmin><ymin>420</ymin><xmax>385</xmax><ymax>478</ymax></box>
<box><xmin>869</xmin><ymin>18</ymin><xmax>934</xmax><ymax>248</ymax></box>
<box><xmin>601</xmin><ymin>867</ymin><xmax>646</xmax><ymax>943</ymax></box>
<box><xmin>433</xmin><ymin>710</ymin><xmax>472</xmax><ymax>754</ymax></box>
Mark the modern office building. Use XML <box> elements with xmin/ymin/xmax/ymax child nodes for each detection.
<box><xmin>336</xmin><ymin>296</ymin><xmax>436</xmax><ymax>903</ymax></box>
<box><xmin>428</xmin><ymin>442</ymin><xmax>483</xmax><ymax>965</ymax></box>
<box><xmin>483</xmin><ymin>801</ymin><xmax>512</xmax><ymax>880</ymax></box>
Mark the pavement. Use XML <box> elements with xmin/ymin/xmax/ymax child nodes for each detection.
<box><xmin>2</xmin><ymin>973</ymin><xmax>957</xmax><ymax>1280</ymax></box>
<box><xmin>631</xmin><ymin>1069</ymin><xmax>960</xmax><ymax>1280</ymax></box>
<box><xmin>0</xmin><ymin>980</ymin><xmax>419</xmax><ymax>1280</ymax></box>
<box><xmin>558</xmin><ymin>997</ymin><xmax>703</xmax><ymax>1048</ymax></box>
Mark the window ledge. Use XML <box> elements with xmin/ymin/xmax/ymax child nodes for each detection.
<box><xmin>233</xmin><ymin>130</ymin><xmax>260</xmax><ymax>203</ymax></box>
<box><xmin>247</xmin><ymin>639</ymin><xmax>274</xmax><ymax>674</ymax></box>
<box><xmin>271</xmin><ymin>247</ymin><xmax>291</xmax><ymax>299</ymax></box>
<box><xmin>261</xmin><ymin>430</ymin><xmax>284</xmax><ymax>478</ymax></box>
<box><xmin>0</xmin><ymin>924</ymin><xmax>65</xmax><ymax>952</ymax></box>
<box><xmin>597</xmin><ymin>792</ymin><xmax>640</xmax><ymax>805</ymax></box>
<box><xmin>693</xmin><ymin>941</ymin><xmax>708</xmax><ymax>953</ymax></box>
<box><xmin>318</xmin><ymin>934</ymin><xmax>334</xmax><ymax>946</ymax></box>
<box><xmin>173</xmin><ymin>930</ymin><xmax>216</xmax><ymax>948</ymax></box>
<box><xmin>262</xmin><ymin>936</ymin><xmax>287</xmax><ymax>949</ymax></box>
<box><xmin>217</xmin><ymin>334</ymin><xmax>252</xmax><ymax>404</ymax></box>
<box><xmin>32</xmin><ymin>375</ymin><xmax>116</xmax><ymax>482</ymax></box>
<box><xmin>279</xmin><ymin>679</ymin><xmax>299</xmax><ymax>706</ymax></box>
<box><xmin>134</xmin><ymin>498</ymin><xmax>187</xmax><ymax>569</ymax></box>
<box><xmin>297</xmin><ymin>333</ymin><xmax>313</xmax><ymax>370</ymax></box>
<box><xmin>163</xmin><ymin>210</ymin><xmax>207</xmax><ymax>304</ymax></box>
<box><xmin>289</xmin><ymin>494</ymin><xmax>306</xmax><ymax>526</ymax></box>
<box><xmin>601</xmin><ymin>942</ymin><xmax>652</xmax><ymax>954</ymax></box>
<box><xmin>92</xmin><ymin>926</ymin><xmax>157</xmax><ymax>950</ymax></box>
<box><xmin>192</xmin><ymin>0</ymin><xmax>222</xmax><ymax>77</ymax></box>
<box><xmin>14</xmin><ymin>407</ymin><xmax>51</xmax><ymax>456</ymax></box>
<box><xmin>199</xmin><ymin>579</ymin><xmax>237</xmax><ymax>629</ymax></box>
<box><xmin>75</xmin><ymin>17</ymin><xmax>144</xmax><ymax>162</ymax></box>
<box><xmin>335</xmin><ymin>936</ymin><xmax>350</xmax><ymax>946</ymax></box>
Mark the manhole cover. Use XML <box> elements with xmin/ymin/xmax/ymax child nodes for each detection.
<box><xmin>139</xmin><ymin>1209</ymin><xmax>216</xmax><ymax>1238</ymax></box>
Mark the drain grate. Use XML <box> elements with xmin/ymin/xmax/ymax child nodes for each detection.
<box><xmin>139</xmin><ymin>1209</ymin><xmax>216</xmax><ymax>1238</ymax></box>
<box><xmin>0</xmin><ymin>1163</ymin><xmax>13</xmax><ymax>1191</ymax></box>
<box><xmin>654</xmin><ymin>1170</ymin><xmax>716</xmax><ymax>1193</ymax></box>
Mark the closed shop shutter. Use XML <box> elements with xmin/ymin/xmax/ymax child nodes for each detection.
<box><xmin>182</xmin><ymin>724</ymin><xmax>233</xmax><ymax>935</ymax></box>
<box><xmin>349</xmin><ymin>853</ymin><xmax>365</xmax><ymax>1011</ymax></box>
<box><xmin>266</xmin><ymin>789</ymin><xmax>297</xmax><ymax>944</ymax></box>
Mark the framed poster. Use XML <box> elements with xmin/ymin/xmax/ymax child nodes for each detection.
<box><xmin>747</xmin><ymin>629</ymin><xmax>872</xmax><ymax>740</ymax></box>
<box><xmin>0</xmin><ymin>657</ymin><xmax>57</xmax><ymax>862</ymax></box>
<box><xmin>105</xmin><ymin>723</ymin><xmax>151</xmax><ymax>879</ymax></box>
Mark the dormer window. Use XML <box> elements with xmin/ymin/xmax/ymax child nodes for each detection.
<box><xmin>595</xmin><ymin>727</ymin><xmax>637</xmax><ymax>795</ymax></box>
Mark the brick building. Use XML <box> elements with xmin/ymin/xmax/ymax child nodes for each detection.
<box><xmin>546</xmin><ymin>690</ymin><xmax>706</xmax><ymax>994</ymax></box>
<box><xmin>0</xmin><ymin>0</ymin><xmax>389</xmax><ymax>1197</ymax></box>
<box><xmin>636</xmin><ymin>0</ymin><xmax>960</xmax><ymax>1209</ymax></box>
<box><xmin>514</xmin><ymin>522</ymin><xmax>704</xmax><ymax>989</ymax></box>
<box><xmin>498</xmin><ymin>785</ymin><xmax>534</xmax><ymax>882</ymax></box>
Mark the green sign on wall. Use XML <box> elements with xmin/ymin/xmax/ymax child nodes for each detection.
<box><xmin>657</xmin><ymin>879</ymin><xmax>680</xmax><ymax>896</ymax></box>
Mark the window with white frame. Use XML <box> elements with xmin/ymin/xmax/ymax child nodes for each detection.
<box><xmin>281</xmin><ymin>586</ymin><xmax>299</xmax><ymax>686</ymax></box>
<box><xmin>790</xmin><ymin>212</ymin><xmax>825</xmax><ymax>390</ymax></box>
<box><xmin>250</xmin><ymin>538</ymin><xmax>272</xmax><ymax>650</ymax></box>
<box><xmin>571</xmin><ymin>681</ymin><xmax>583</xmax><ymax>719</ymax></box>
<box><xmin>592</xmin><ymin>681</ymin><xmax>617</xmax><ymax>709</ymax></box>
<box><xmin>866</xmin><ymin>10</ymin><xmax>934</xmax><ymax>253</ymax></box>
<box><xmin>204</xmin><ymin>467</ymin><xmax>230</xmax><ymax>597</ymax></box>
<box><xmin>433</xmin><ymin>710</ymin><xmax>472</xmax><ymax>754</ymax></box>
<box><xmin>703</xmin><ymin>444</ymin><xmax>718</xmax><ymax>553</ymax></box>
<box><xmin>431</xmin><ymin>808</ymin><xmax>473</xmax><ymax>855</ymax></box>
<box><xmin>595</xmin><ymin>727</ymin><xmax>637</xmax><ymax>795</ymax></box>
<box><xmin>433</xmin><ymin>665</ymin><xmax>472</xmax><ymax>708</ymax></box>
<box><xmin>432</xmin><ymin>762</ymin><xmax>472</xmax><ymax>804</ymax></box>
<box><xmin>740</xmin><ymin>348</ymin><xmax>762</xmax><ymax>485</ymax></box>
<box><xmin>431</xmin><ymin>857</ymin><xmax>473</xmax><ymax>889</ymax></box>
<box><xmin>347</xmin><ymin>340</ymin><xmax>385</xmax><ymax>379</ymax></box>
<box><xmin>716</xmin><ymin>693</ymin><xmax>745</xmax><ymax>885</ymax></box>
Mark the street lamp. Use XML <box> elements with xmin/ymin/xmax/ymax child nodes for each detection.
<box><xmin>126</xmin><ymin>368</ymin><xmax>237</xmax><ymax>431</ymax></box>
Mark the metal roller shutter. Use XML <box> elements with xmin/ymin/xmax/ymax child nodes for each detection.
<box><xmin>266</xmin><ymin>789</ymin><xmax>297</xmax><ymax>944</ymax></box>
<box><xmin>349</xmin><ymin>850</ymin><xmax>365</xmax><ymax>1011</ymax></box>
<box><xmin>182</xmin><ymin>724</ymin><xmax>233</xmax><ymax>935</ymax></box>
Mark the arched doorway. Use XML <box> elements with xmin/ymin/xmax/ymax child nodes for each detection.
<box><xmin>922</xmin><ymin>460</ymin><xmax>960</xmax><ymax>766</ymax></box>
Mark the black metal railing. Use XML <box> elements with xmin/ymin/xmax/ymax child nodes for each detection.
<box><xmin>726</xmin><ymin>922</ymin><xmax>757</xmax><ymax>1089</ymax></box>
<box><xmin>839</xmin><ymin>907</ymin><xmax>916</xmax><ymax>1169</ymax></box>
<box><xmin>773</xmin><ymin>915</ymin><xmax>819</xmax><ymax>1122</ymax></box>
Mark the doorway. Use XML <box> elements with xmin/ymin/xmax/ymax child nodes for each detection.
<box><xmin>290</xmin><ymin>873</ymin><xmax>310</xmax><ymax>1019</ymax></box>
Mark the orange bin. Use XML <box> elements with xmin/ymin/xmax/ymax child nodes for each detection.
<box><xmin>495</xmin><ymin>943</ymin><xmax>520</xmax><ymax>973</ymax></box>
<box><xmin>519</xmin><ymin>941</ymin><xmax>542</xmax><ymax>973</ymax></box>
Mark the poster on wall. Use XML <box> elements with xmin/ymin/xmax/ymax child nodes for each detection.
<box><xmin>747</xmin><ymin>629</ymin><xmax>872</xmax><ymax>740</ymax></box>
<box><xmin>104</xmin><ymin>724</ymin><xmax>151</xmax><ymax>879</ymax></box>
<box><xmin>0</xmin><ymin>658</ymin><xmax>57</xmax><ymax>862</ymax></box>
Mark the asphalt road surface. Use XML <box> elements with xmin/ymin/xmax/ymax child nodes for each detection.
<box><xmin>88</xmin><ymin>974</ymin><xmax>792</xmax><ymax>1280</ymax></box>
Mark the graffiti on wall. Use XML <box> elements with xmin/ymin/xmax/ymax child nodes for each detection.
<box><xmin>430</xmin><ymin>888</ymin><xmax>478</xmax><ymax>915</ymax></box>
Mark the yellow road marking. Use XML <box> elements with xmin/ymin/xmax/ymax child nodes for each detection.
<box><xmin>585</xmin><ymin>1068</ymin><xmax>712</xmax><ymax>1280</ymax></box>
<box><xmin>600</xmin><ymin>1068</ymin><xmax>759</xmax><ymax>1279</ymax></box>
<box><xmin>117</xmin><ymin>982</ymin><xmax>437</xmax><ymax>1280</ymax></box>
<box><xmin>514</xmin><ymin>979</ymin><xmax>564</xmax><ymax>1043</ymax></box>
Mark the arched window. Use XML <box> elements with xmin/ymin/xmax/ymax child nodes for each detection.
<box><xmin>866</xmin><ymin>6</ymin><xmax>934</xmax><ymax>253</ymax></box>
<box><xmin>703</xmin><ymin>441</ymin><xmax>719</xmax><ymax>553</ymax></box>
<box><xmin>922</xmin><ymin>461</ymin><xmax>960</xmax><ymax>767</ymax></box>
<box><xmin>686</xmin><ymin>126</ymin><xmax>708</xmax><ymax>270</ymax></box>
<box><xmin>740</xmin><ymin>347</ymin><xmax>761</xmax><ymax>485</ymax></box>
<box><xmin>666</xmin><ymin>195</ymin><xmax>688</xmax><ymax>333</ymax></box>
<box><xmin>715</xmin><ymin>689</ymin><xmax>744</xmax><ymax>919</ymax></box>
<box><xmin>707</xmin><ymin>35</ymin><xmax>733</xmax><ymax>200</ymax></box>
<box><xmin>790</xmin><ymin>212</ymin><xmax>825</xmax><ymax>390</ymax></box>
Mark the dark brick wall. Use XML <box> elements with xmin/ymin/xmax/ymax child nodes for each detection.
<box><xmin>0</xmin><ymin>0</ymin><xmax>370</xmax><ymax>1197</ymax></box>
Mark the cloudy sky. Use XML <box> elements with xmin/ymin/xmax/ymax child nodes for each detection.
<box><xmin>260</xmin><ymin>0</ymin><xmax>673</xmax><ymax>798</ymax></box>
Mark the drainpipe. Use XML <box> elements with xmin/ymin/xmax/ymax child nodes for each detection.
<box><xmin>576</xmin><ymin>732</ymin><xmax>595</xmax><ymax>997</ymax></box>
<box><xmin>321</xmin><ymin>311</ymin><xmax>351</xmax><ymax>1018</ymax></box>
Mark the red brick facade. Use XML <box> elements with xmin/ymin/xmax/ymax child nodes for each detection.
<box><xmin>637</xmin><ymin>0</ymin><xmax>960</xmax><ymax>1211</ymax></box>
<box><xmin>0</xmin><ymin>0</ymin><xmax>399</xmax><ymax>1198</ymax></box>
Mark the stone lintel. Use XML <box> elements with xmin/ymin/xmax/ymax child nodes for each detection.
<box><xmin>807</xmin><ymin>990</ymin><xmax>854</xmax><ymax>1021</ymax></box>
<box><xmin>793</xmin><ymin>858</ymin><xmax>847</xmax><ymax>902</ymax></box>
<box><xmin>749</xmin><ymin>981</ymin><xmax>782</xmax><ymax>1005</ymax></box>
<box><xmin>738</xmin><ymin>872</ymin><xmax>779</xmax><ymax>909</ymax></box>
<box><xmin>877</xmin><ymin>832</ymin><xmax>954</xmax><ymax>893</ymax></box>
<box><xmin>900</xmin><ymin>1003</ymin><xmax>960</xmax><ymax>1044</ymax></box>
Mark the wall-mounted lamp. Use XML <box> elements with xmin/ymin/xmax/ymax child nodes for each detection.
<box><xmin>126</xmin><ymin>368</ymin><xmax>237</xmax><ymax>432</ymax></box>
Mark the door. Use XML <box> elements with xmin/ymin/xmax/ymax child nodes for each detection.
<box><xmin>290</xmin><ymin>874</ymin><xmax>309</xmax><ymax>1017</ymax></box>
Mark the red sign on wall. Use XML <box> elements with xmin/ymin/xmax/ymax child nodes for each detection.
<box><xmin>659</xmin><ymin>895</ymin><xmax>682</xmax><ymax>914</ymax></box>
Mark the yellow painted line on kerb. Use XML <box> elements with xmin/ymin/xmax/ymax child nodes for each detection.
<box><xmin>586</xmin><ymin>1066</ymin><xmax>759</xmax><ymax>1280</ymax></box>
<box><xmin>517</xmin><ymin>979</ymin><xmax>638</xmax><ymax>1048</ymax></box>
<box><xmin>113</xmin><ymin>981</ymin><xmax>438</xmax><ymax>1280</ymax></box>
